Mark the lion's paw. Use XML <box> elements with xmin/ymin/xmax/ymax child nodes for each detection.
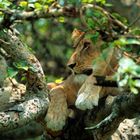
<box><xmin>45</xmin><ymin>110</ymin><xmax>67</xmax><ymax>131</ymax></box>
<box><xmin>75</xmin><ymin>92</ymin><xmax>99</xmax><ymax>110</ymax></box>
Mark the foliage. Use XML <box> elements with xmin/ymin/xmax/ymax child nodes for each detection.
<box><xmin>117</xmin><ymin>57</ymin><xmax>140</xmax><ymax>94</ymax></box>
<box><xmin>0</xmin><ymin>0</ymin><xmax>140</xmax><ymax>93</ymax></box>
<box><xmin>110</xmin><ymin>37</ymin><xmax>140</xmax><ymax>94</ymax></box>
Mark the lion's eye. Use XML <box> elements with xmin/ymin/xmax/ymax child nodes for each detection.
<box><xmin>82</xmin><ymin>41</ymin><xmax>90</xmax><ymax>50</ymax></box>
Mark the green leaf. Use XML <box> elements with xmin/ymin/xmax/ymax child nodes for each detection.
<box><xmin>0</xmin><ymin>11</ymin><xmax>4</xmax><ymax>22</ymax></box>
<box><xmin>58</xmin><ymin>17</ymin><xmax>65</xmax><ymax>23</ymax></box>
<box><xmin>34</xmin><ymin>2</ymin><xmax>42</xmax><ymax>10</ymax></box>
<box><xmin>86</xmin><ymin>9</ymin><xmax>94</xmax><ymax>17</ymax></box>
<box><xmin>87</xmin><ymin>18</ymin><xmax>95</xmax><ymax>29</ymax></box>
<box><xmin>55</xmin><ymin>77</ymin><xmax>63</xmax><ymax>84</ymax></box>
<box><xmin>0</xmin><ymin>3</ymin><xmax>4</xmax><ymax>8</ymax></box>
<box><xmin>135</xmin><ymin>66</ymin><xmax>140</xmax><ymax>74</ymax></box>
<box><xmin>93</xmin><ymin>10</ymin><xmax>102</xmax><ymax>18</ymax></box>
<box><xmin>111</xmin><ymin>13</ymin><xmax>128</xmax><ymax>25</ymax></box>
<box><xmin>101</xmin><ymin>42</ymin><xmax>108</xmax><ymax>50</ymax></box>
<box><xmin>134</xmin><ymin>80</ymin><xmax>140</xmax><ymax>88</ymax></box>
<box><xmin>96</xmin><ymin>0</ymin><xmax>106</xmax><ymax>4</ymax></box>
<box><xmin>82</xmin><ymin>0</ymin><xmax>106</xmax><ymax>4</ymax></box>
<box><xmin>13</xmin><ymin>61</ymin><xmax>29</xmax><ymax>71</ymax></box>
<box><xmin>131</xmin><ymin>28</ymin><xmax>140</xmax><ymax>35</ymax></box>
<box><xmin>101</xmin><ymin>48</ymin><xmax>110</xmax><ymax>60</ymax></box>
<box><xmin>0</xmin><ymin>0</ymin><xmax>12</xmax><ymax>8</ymax></box>
<box><xmin>104</xmin><ymin>3</ymin><xmax>112</xmax><ymax>7</ymax></box>
<box><xmin>19</xmin><ymin>1</ymin><xmax>28</xmax><ymax>7</ymax></box>
<box><xmin>28</xmin><ymin>0</ymin><xmax>37</xmax><ymax>2</ymax></box>
<box><xmin>126</xmin><ymin>38</ymin><xmax>140</xmax><ymax>45</ymax></box>
<box><xmin>119</xmin><ymin>57</ymin><xmax>135</xmax><ymax>71</ymax></box>
<box><xmin>130</xmin><ymin>87</ymin><xmax>138</xmax><ymax>94</ymax></box>
<box><xmin>99</xmin><ymin>17</ymin><xmax>108</xmax><ymax>26</ymax></box>
<box><xmin>114</xmin><ymin>38</ymin><xmax>127</xmax><ymax>46</ymax></box>
<box><xmin>43</xmin><ymin>5</ymin><xmax>49</xmax><ymax>10</ymax></box>
<box><xmin>21</xmin><ymin>76</ymin><xmax>27</xmax><ymax>81</ymax></box>
<box><xmin>0</xmin><ymin>12</ymin><xmax>3</xmax><ymax>15</ymax></box>
<box><xmin>119</xmin><ymin>78</ymin><xmax>128</xmax><ymax>87</ymax></box>
<box><xmin>58</xmin><ymin>0</ymin><xmax>65</xmax><ymax>5</ymax></box>
<box><xmin>82</xmin><ymin>0</ymin><xmax>94</xmax><ymax>3</ymax></box>
<box><xmin>7</xmin><ymin>67</ymin><xmax>18</xmax><ymax>78</ymax></box>
<box><xmin>114</xmin><ymin>38</ymin><xmax>140</xmax><ymax>47</ymax></box>
<box><xmin>85</xmin><ymin>32</ymin><xmax>99</xmax><ymax>44</ymax></box>
<box><xmin>45</xmin><ymin>0</ymin><xmax>55</xmax><ymax>4</ymax></box>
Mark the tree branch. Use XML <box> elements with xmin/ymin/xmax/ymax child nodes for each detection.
<box><xmin>0</xmin><ymin>29</ymin><xmax>49</xmax><ymax>132</ymax></box>
<box><xmin>86</xmin><ymin>92</ymin><xmax>140</xmax><ymax>140</ymax></box>
<box><xmin>0</xmin><ymin>55</ymin><xmax>7</xmax><ymax>87</ymax></box>
<box><xmin>0</xmin><ymin>3</ymin><xmax>128</xmax><ymax>33</ymax></box>
<box><xmin>0</xmin><ymin>5</ymin><xmax>78</xmax><ymax>20</ymax></box>
<box><xmin>0</xmin><ymin>90</ymin><xmax>49</xmax><ymax>132</ymax></box>
<box><xmin>0</xmin><ymin>29</ymin><xmax>47</xmax><ymax>91</ymax></box>
<box><xmin>0</xmin><ymin>5</ymin><xmax>79</xmax><ymax>29</ymax></box>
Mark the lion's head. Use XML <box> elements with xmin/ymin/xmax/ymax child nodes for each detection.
<box><xmin>67</xmin><ymin>29</ymin><xmax>103</xmax><ymax>75</ymax></box>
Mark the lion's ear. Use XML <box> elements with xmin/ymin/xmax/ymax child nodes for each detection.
<box><xmin>72</xmin><ymin>29</ymin><xmax>85</xmax><ymax>42</ymax></box>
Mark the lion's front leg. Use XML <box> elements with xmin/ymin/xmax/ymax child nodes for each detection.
<box><xmin>45</xmin><ymin>86</ymin><xmax>68</xmax><ymax>131</ymax></box>
<box><xmin>75</xmin><ymin>75</ymin><xmax>102</xmax><ymax>110</ymax></box>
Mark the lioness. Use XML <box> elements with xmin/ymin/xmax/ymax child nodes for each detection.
<box><xmin>67</xmin><ymin>29</ymin><xmax>121</xmax><ymax>110</ymax></box>
<box><xmin>45</xmin><ymin>29</ymin><xmax>120</xmax><ymax>133</ymax></box>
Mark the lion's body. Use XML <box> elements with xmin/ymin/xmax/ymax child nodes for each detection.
<box><xmin>45</xmin><ymin>29</ymin><xmax>121</xmax><ymax>132</ymax></box>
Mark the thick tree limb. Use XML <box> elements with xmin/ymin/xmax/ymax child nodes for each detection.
<box><xmin>0</xmin><ymin>5</ymin><xmax>78</xmax><ymax>29</ymax></box>
<box><xmin>0</xmin><ymin>29</ymin><xmax>49</xmax><ymax>132</ymax></box>
<box><xmin>0</xmin><ymin>90</ymin><xmax>49</xmax><ymax>132</ymax></box>
<box><xmin>86</xmin><ymin>92</ymin><xmax>140</xmax><ymax>140</ymax></box>
<box><xmin>0</xmin><ymin>29</ymin><xmax>47</xmax><ymax>91</ymax></box>
<box><xmin>0</xmin><ymin>55</ymin><xmax>7</xmax><ymax>87</ymax></box>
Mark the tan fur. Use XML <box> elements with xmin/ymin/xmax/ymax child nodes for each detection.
<box><xmin>68</xmin><ymin>30</ymin><xmax>103</xmax><ymax>74</ymax></box>
<box><xmin>45</xmin><ymin>74</ymin><xmax>87</xmax><ymax>132</ymax></box>
<box><xmin>45</xmin><ymin>29</ymin><xmax>121</xmax><ymax>133</ymax></box>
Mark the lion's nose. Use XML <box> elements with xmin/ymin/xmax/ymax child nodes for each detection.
<box><xmin>67</xmin><ymin>63</ymin><xmax>76</xmax><ymax>69</ymax></box>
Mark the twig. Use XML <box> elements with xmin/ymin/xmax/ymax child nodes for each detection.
<box><xmin>0</xmin><ymin>39</ymin><xmax>10</xmax><ymax>45</ymax></box>
<box><xmin>128</xmin><ymin>15</ymin><xmax>140</xmax><ymax>28</ymax></box>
